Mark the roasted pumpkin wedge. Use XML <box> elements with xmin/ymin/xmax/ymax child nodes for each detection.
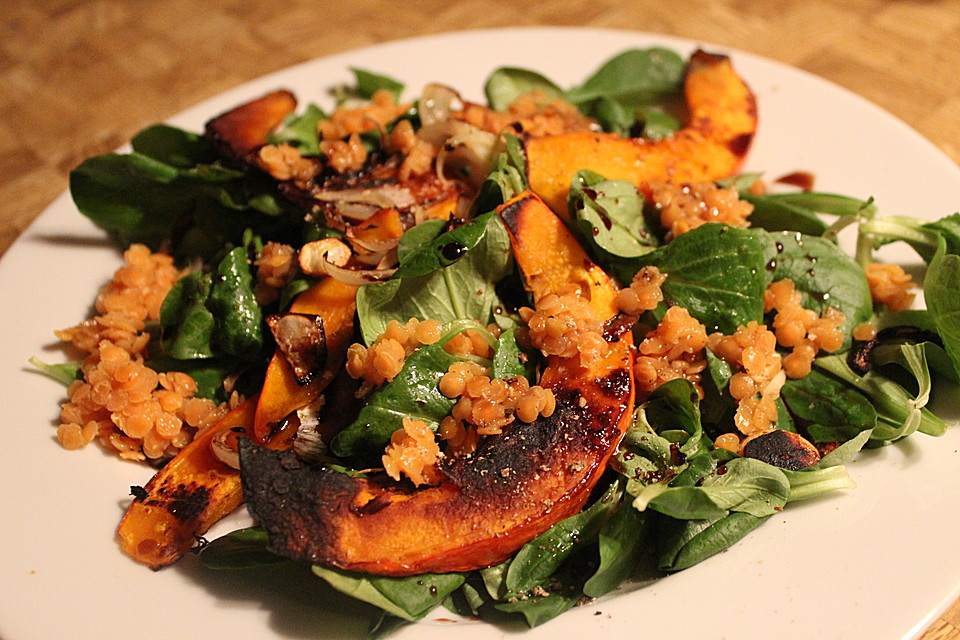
<box><xmin>205</xmin><ymin>89</ymin><xmax>298</xmax><ymax>159</ymax></box>
<box><xmin>253</xmin><ymin>278</ymin><xmax>359</xmax><ymax>443</ymax></box>
<box><xmin>497</xmin><ymin>190</ymin><xmax>619</xmax><ymax>319</ymax></box>
<box><xmin>117</xmin><ymin>398</ymin><xmax>258</xmax><ymax>569</ymax></box>
<box><xmin>525</xmin><ymin>49</ymin><xmax>758</xmax><ymax>217</ymax></box>
<box><xmin>239</xmin><ymin>193</ymin><xmax>634</xmax><ymax>576</ymax></box>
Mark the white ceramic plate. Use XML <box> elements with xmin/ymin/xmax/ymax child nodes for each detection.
<box><xmin>2</xmin><ymin>27</ymin><xmax>959</xmax><ymax>640</ymax></box>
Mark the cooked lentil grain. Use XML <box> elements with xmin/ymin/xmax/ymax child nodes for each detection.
<box><xmin>519</xmin><ymin>284</ymin><xmax>608</xmax><ymax>361</ymax></box>
<box><xmin>616</xmin><ymin>266</ymin><xmax>667</xmax><ymax>316</ymax></box>
<box><xmin>764</xmin><ymin>278</ymin><xmax>845</xmax><ymax>379</ymax></box>
<box><xmin>453</xmin><ymin>90</ymin><xmax>596</xmax><ymax>137</ymax></box>
<box><xmin>707</xmin><ymin>321</ymin><xmax>785</xmax><ymax>438</ymax></box>
<box><xmin>346</xmin><ymin>318</ymin><xmax>444</xmax><ymax>395</ymax></box>
<box><xmin>634</xmin><ymin>306</ymin><xmax>708</xmax><ymax>398</ymax></box>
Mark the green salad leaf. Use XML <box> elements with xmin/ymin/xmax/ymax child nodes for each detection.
<box><xmin>761</xmin><ymin>229</ymin><xmax>873</xmax><ymax>347</ymax></box>
<box><xmin>568</xmin><ymin>169</ymin><xmax>657</xmax><ymax>260</ymax></box>
<box><xmin>627</xmin><ymin>223</ymin><xmax>767</xmax><ymax>334</ymax></box>
<box><xmin>484</xmin><ymin>67</ymin><xmax>564</xmax><ymax>111</ymax></box>
<box><xmin>484</xmin><ymin>47</ymin><xmax>685</xmax><ymax>137</ymax></box>
<box><xmin>356</xmin><ymin>212</ymin><xmax>512</xmax><ymax>345</ymax></box>
<box><xmin>70</xmin><ymin>124</ymin><xmax>302</xmax><ymax>258</ymax></box>
<box><xmin>312</xmin><ymin>566</ymin><xmax>464</xmax><ymax>622</ymax></box>
<box><xmin>925</xmin><ymin>235</ymin><xmax>960</xmax><ymax>379</ymax></box>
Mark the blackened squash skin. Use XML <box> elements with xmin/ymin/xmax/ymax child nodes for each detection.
<box><xmin>240</xmin><ymin>336</ymin><xmax>633</xmax><ymax>575</ymax></box>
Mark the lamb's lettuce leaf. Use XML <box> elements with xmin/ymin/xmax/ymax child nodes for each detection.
<box><xmin>356</xmin><ymin>212</ymin><xmax>512</xmax><ymax>345</ymax></box>
<box><xmin>626</xmin><ymin>223</ymin><xmax>767</xmax><ymax>334</ymax></box>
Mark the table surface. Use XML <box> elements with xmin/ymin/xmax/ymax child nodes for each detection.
<box><xmin>4</xmin><ymin>2</ymin><xmax>960</xmax><ymax>638</ymax></box>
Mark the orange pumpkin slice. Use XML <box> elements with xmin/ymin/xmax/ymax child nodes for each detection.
<box><xmin>525</xmin><ymin>49</ymin><xmax>758</xmax><ymax>217</ymax></box>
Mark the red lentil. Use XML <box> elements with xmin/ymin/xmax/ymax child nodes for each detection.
<box><xmin>708</xmin><ymin>321</ymin><xmax>785</xmax><ymax>438</ymax></box>
<box><xmin>647</xmin><ymin>181</ymin><xmax>752</xmax><ymax>241</ymax></box>
<box><xmin>519</xmin><ymin>284</ymin><xmax>608</xmax><ymax>361</ymax></box>
<box><xmin>865</xmin><ymin>262</ymin><xmax>916</xmax><ymax>311</ymax></box>
<box><xmin>634</xmin><ymin>306</ymin><xmax>708</xmax><ymax>398</ymax></box>
<box><xmin>616</xmin><ymin>266</ymin><xmax>667</xmax><ymax>315</ymax></box>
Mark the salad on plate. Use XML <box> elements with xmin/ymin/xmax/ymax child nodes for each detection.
<box><xmin>34</xmin><ymin>42</ymin><xmax>960</xmax><ymax>636</ymax></box>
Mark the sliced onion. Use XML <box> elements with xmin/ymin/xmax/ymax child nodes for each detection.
<box><xmin>314</xmin><ymin>185</ymin><xmax>416</xmax><ymax>209</ymax></box>
<box><xmin>433</xmin><ymin>122</ymin><xmax>498</xmax><ymax>188</ymax></box>
<box><xmin>419</xmin><ymin>83</ymin><xmax>462</xmax><ymax>127</ymax></box>
<box><xmin>293</xmin><ymin>398</ymin><xmax>327</xmax><ymax>464</ymax></box>
<box><xmin>312</xmin><ymin>185</ymin><xmax>417</xmax><ymax>222</ymax></box>
<box><xmin>346</xmin><ymin>228</ymin><xmax>403</xmax><ymax>255</ymax></box>
<box><xmin>322</xmin><ymin>261</ymin><xmax>396</xmax><ymax>284</ymax></box>
<box><xmin>299</xmin><ymin>237</ymin><xmax>396</xmax><ymax>284</ymax></box>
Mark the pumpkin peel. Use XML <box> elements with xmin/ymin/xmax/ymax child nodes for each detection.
<box><xmin>204</xmin><ymin>89</ymin><xmax>298</xmax><ymax>160</ymax></box>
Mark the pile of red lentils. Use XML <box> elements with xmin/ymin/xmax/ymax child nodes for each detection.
<box><xmin>647</xmin><ymin>180</ymin><xmax>753</xmax><ymax>240</ymax></box>
<box><xmin>55</xmin><ymin>244</ymin><xmax>233</xmax><ymax>462</ymax></box>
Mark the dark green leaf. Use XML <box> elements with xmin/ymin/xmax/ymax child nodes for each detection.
<box><xmin>634</xmin><ymin>457</ymin><xmax>790</xmax><ymax>519</ymax></box>
<box><xmin>494</xmin><ymin>587</ymin><xmax>580</xmax><ymax>627</ymax></box>
<box><xmin>743</xmin><ymin>192</ymin><xmax>875</xmax><ymax>235</ymax></box>
<box><xmin>208</xmin><ymin>247</ymin><xmax>263</xmax><ymax>356</ymax></box>
<box><xmin>922</xmin><ymin>212</ymin><xmax>960</xmax><ymax>258</ymax></box>
<box><xmin>351</xmin><ymin>68</ymin><xmax>404</xmax><ymax>101</ymax></box>
<box><xmin>199</xmin><ymin>527</ymin><xmax>288</xmax><ymax>569</ymax></box>
<box><xmin>627</xmin><ymin>224</ymin><xmax>767</xmax><ymax>334</ymax></box>
<box><xmin>761</xmin><ymin>229</ymin><xmax>873</xmax><ymax>348</ymax></box>
<box><xmin>312</xmin><ymin>565</ymin><xmax>464</xmax><ymax>622</ymax></box>
<box><xmin>472</xmin><ymin>138</ymin><xmax>529</xmax><ymax>213</ymax></box>
<box><xmin>580</xmin><ymin>96</ymin><xmax>637</xmax><ymax>136</ymax></box>
<box><xmin>568</xmin><ymin>169</ymin><xmax>657</xmax><ymax>260</ymax></box>
<box><xmin>583</xmin><ymin>497</ymin><xmax>651</xmax><ymax>597</ymax></box>
<box><xmin>484</xmin><ymin>67</ymin><xmax>564</xmax><ymax>111</ymax></box>
<box><xmin>491</xmin><ymin>327</ymin><xmax>532</xmax><ymax>380</ymax></box>
<box><xmin>925</xmin><ymin>235</ymin><xmax>960</xmax><ymax>380</ymax></box>
<box><xmin>70</xmin><ymin>153</ymin><xmax>199</xmax><ymax>248</ymax></box>
<box><xmin>70</xmin><ymin>134</ymin><xmax>302</xmax><ymax>258</ymax></box>
<box><xmin>331</xmin><ymin>336</ymin><xmax>461</xmax><ymax>459</ymax></box>
<box><xmin>780</xmin><ymin>367</ymin><xmax>876</xmax><ymax>443</ymax></box>
<box><xmin>268</xmin><ymin>103</ymin><xmax>326</xmax><ymax>154</ymax></box>
<box><xmin>393</xmin><ymin>211</ymin><xmax>500</xmax><ymax>279</ymax></box>
<box><xmin>566</xmin><ymin>48</ymin><xmax>685</xmax><ymax>108</ymax></box>
<box><xmin>147</xmin><ymin>355</ymin><xmax>240</xmax><ymax>401</ymax></box>
<box><xmin>396</xmin><ymin>219</ymin><xmax>445</xmax><ymax>266</ymax></box>
<box><xmin>28</xmin><ymin>357</ymin><xmax>81</xmax><ymax>386</ymax></box>
<box><xmin>657</xmin><ymin>511</ymin><xmax>767</xmax><ymax>572</ymax></box>
<box><xmin>636</xmin><ymin>106</ymin><xmax>681</xmax><ymax>140</ymax></box>
<box><xmin>816</xmin><ymin>355</ymin><xmax>946</xmax><ymax>444</ymax></box>
<box><xmin>357</xmin><ymin>214</ymin><xmax>512</xmax><ymax>345</ymax></box>
<box><xmin>443</xmin><ymin>578</ymin><xmax>489</xmax><ymax>617</ymax></box>
<box><xmin>480</xmin><ymin>560</ymin><xmax>511</xmax><ymax>601</ymax></box>
<box><xmin>131</xmin><ymin>124</ymin><xmax>217</xmax><ymax>168</ymax></box>
<box><xmin>160</xmin><ymin>272</ymin><xmax>217</xmax><ymax>359</ymax></box>
<box><xmin>505</xmin><ymin>482</ymin><xmax>619</xmax><ymax>594</ymax></box>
